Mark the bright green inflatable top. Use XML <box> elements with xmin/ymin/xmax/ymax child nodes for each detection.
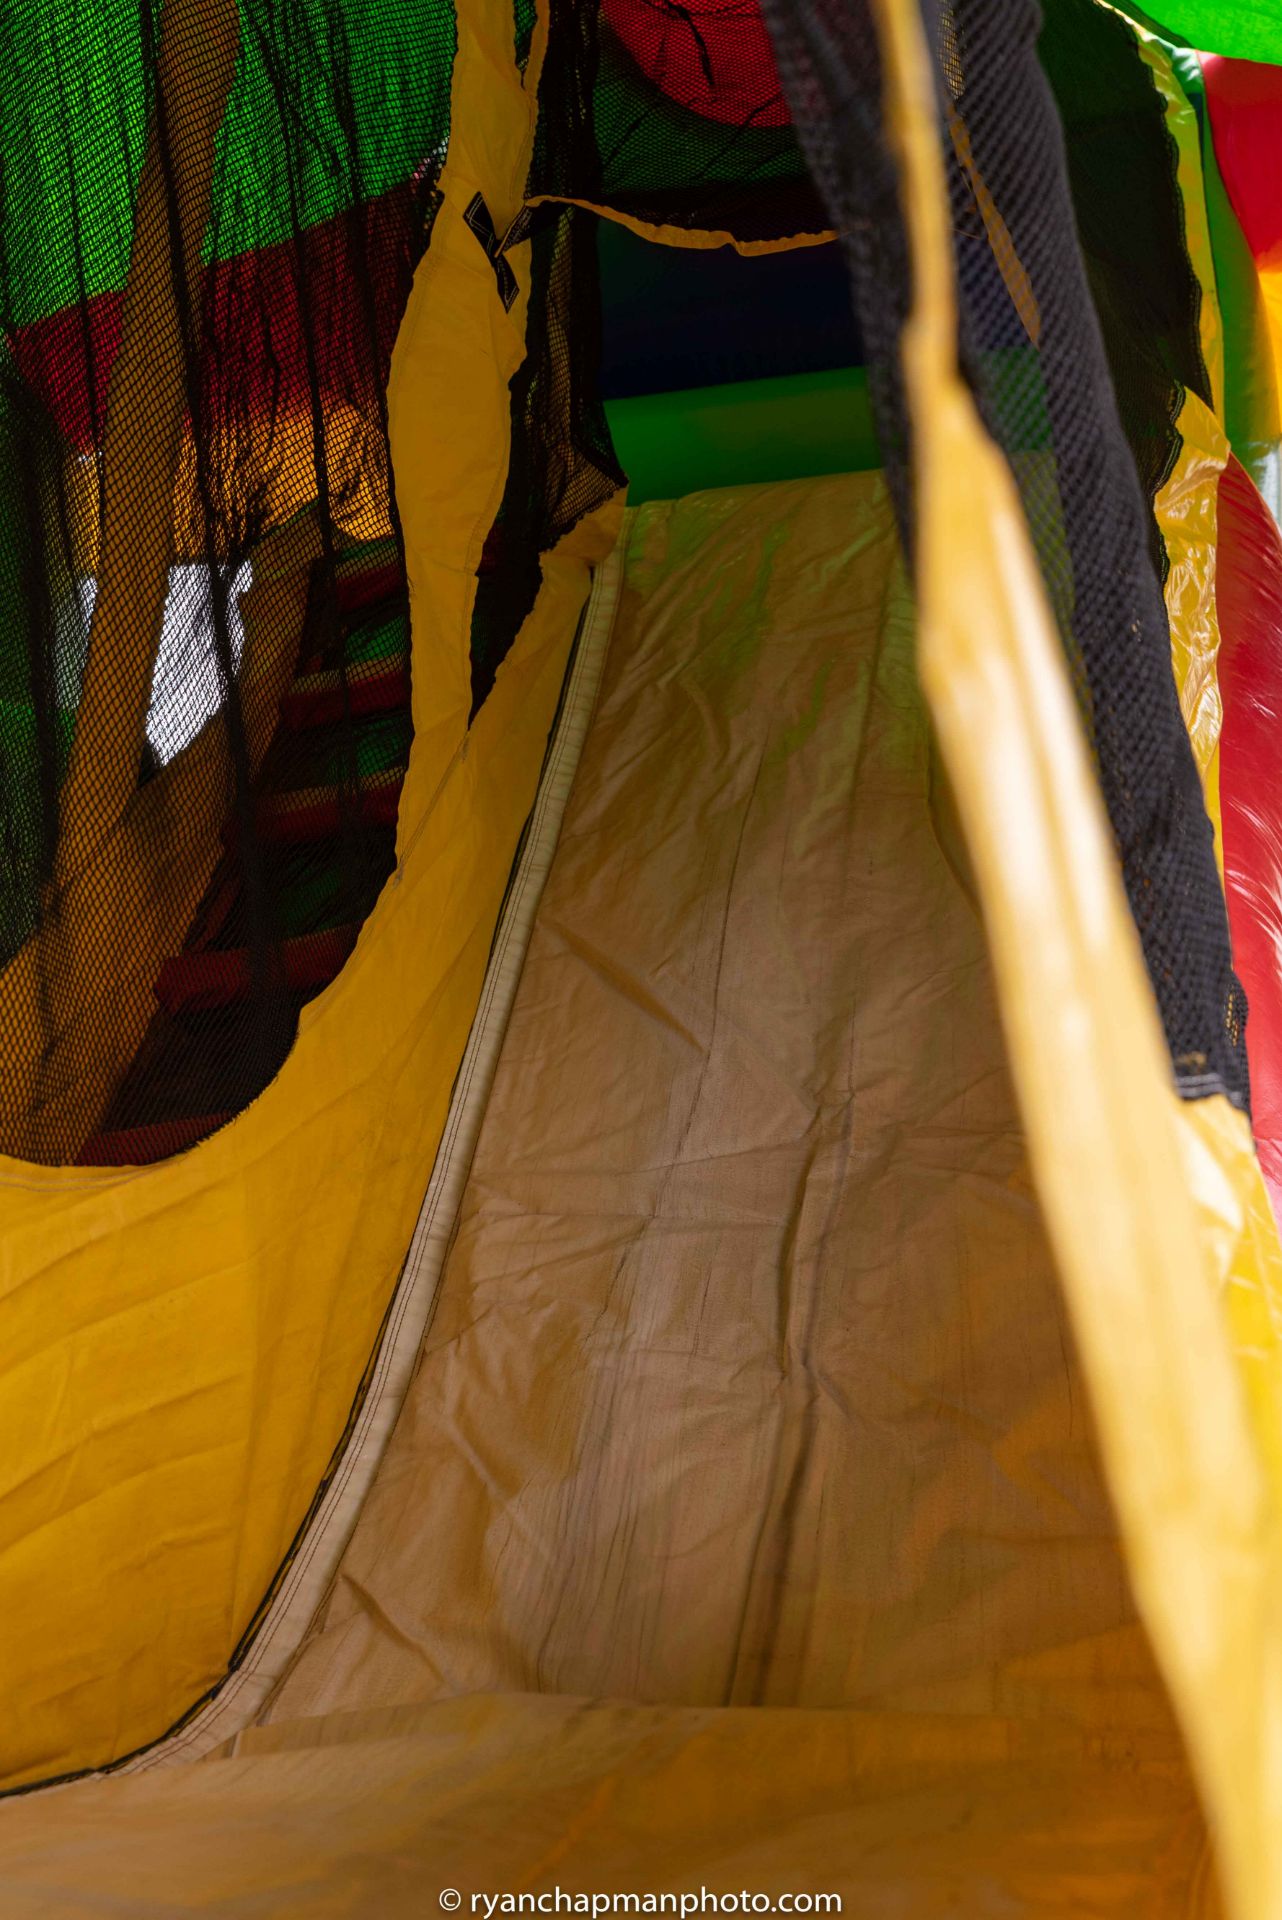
<box><xmin>1117</xmin><ymin>0</ymin><xmax>1282</xmax><ymax>61</ymax></box>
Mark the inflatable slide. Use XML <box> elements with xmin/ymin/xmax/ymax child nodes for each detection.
<box><xmin>4</xmin><ymin>0</ymin><xmax>1282</xmax><ymax>1915</ymax></box>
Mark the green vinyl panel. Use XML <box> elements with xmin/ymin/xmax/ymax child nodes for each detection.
<box><xmin>1105</xmin><ymin>0</ymin><xmax>1282</xmax><ymax>62</ymax></box>
<box><xmin>604</xmin><ymin>367</ymin><xmax>880</xmax><ymax>506</ymax></box>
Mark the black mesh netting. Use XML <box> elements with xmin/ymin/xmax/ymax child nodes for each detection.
<box><xmin>758</xmin><ymin>0</ymin><xmax>1250</xmax><ymax>1111</ymax></box>
<box><xmin>470</xmin><ymin>205</ymin><xmax>625</xmax><ymax>719</ymax></box>
<box><xmin>0</xmin><ymin>0</ymin><xmax>454</xmax><ymax>1166</ymax></box>
<box><xmin>530</xmin><ymin>0</ymin><xmax>831</xmax><ymax>244</ymax></box>
<box><xmin>3</xmin><ymin>0</ymin><xmax>1248</xmax><ymax>1169</ymax></box>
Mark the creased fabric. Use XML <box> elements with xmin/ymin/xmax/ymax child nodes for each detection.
<box><xmin>267</xmin><ymin>471</ymin><xmax>1179</xmax><ymax>1743</ymax></box>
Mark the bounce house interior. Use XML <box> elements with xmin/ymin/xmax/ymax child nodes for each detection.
<box><xmin>8</xmin><ymin>0</ymin><xmax>1282</xmax><ymax>1912</ymax></box>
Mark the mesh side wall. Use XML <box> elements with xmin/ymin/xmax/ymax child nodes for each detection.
<box><xmin>470</xmin><ymin>207</ymin><xmax>625</xmax><ymax>719</ymax></box>
<box><xmin>760</xmin><ymin>0</ymin><xmax>1249</xmax><ymax>1110</ymax></box>
<box><xmin>1037</xmin><ymin>3</ymin><xmax>1210</xmax><ymax>581</ymax></box>
<box><xmin>0</xmin><ymin>0</ymin><xmax>454</xmax><ymax>1165</ymax></box>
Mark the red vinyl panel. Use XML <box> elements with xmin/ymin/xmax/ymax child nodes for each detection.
<box><xmin>1216</xmin><ymin>452</ymin><xmax>1282</xmax><ymax>1210</ymax></box>
<box><xmin>601</xmin><ymin>0</ymin><xmax>790</xmax><ymax>127</ymax></box>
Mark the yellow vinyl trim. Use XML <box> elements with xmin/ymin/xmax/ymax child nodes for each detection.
<box><xmin>1138</xmin><ymin>27</ymin><xmax>1229</xmax><ymax>870</ymax></box>
<box><xmin>875</xmin><ymin>4</ymin><xmax>1282</xmax><ymax>1920</ymax></box>
<box><xmin>1157</xmin><ymin>389</ymin><xmax>1229</xmax><ymax>871</ymax></box>
<box><xmin>522</xmin><ymin>193</ymin><xmax>836</xmax><ymax>254</ymax></box>
<box><xmin>0</xmin><ymin>0</ymin><xmax>621</xmax><ymax>1790</ymax></box>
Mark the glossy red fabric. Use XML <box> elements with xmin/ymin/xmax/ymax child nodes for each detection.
<box><xmin>1216</xmin><ymin>453</ymin><xmax>1282</xmax><ymax>1209</ymax></box>
<box><xmin>601</xmin><ymin>0</ymin><xmax>789</xmax><ymax>127</ymax></box>
<box><xmin>1204</xmin><ymin>56</ymin><xmax>1282</xmax><ymax>269</ymax></box>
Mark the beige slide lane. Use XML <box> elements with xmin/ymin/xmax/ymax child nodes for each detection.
<box><xmin>265</xmin><ymin>469</ymin><xmax>1179</xmax><ymax>1738</ymax></box>
<box><xmin>0</xmin><ymin>471</ymin><xmax>1210</xmax><ymax>1916</ymax></box>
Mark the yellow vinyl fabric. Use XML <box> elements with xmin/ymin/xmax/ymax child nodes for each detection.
<box><xmin>0</xmin><ymin>0</ymin><xmax>620</xmax><ymax>1790</ymax></box>
<box><xmin>1141</xmin><ymin>26</ymin><xmax>1230</xmax><ymax>863</ymax></box>
<box><xmin>879</xmin><ymin>2</ymin><xmax>1282</xmax><ymax>1919</ymax></box>
<box><xmin>1159</xmin><ymin>389</ymin><xmax>1229</xmax><ymax>865</ymax></box>
<box><xmin>1</xmin><ymin>13</ymin><xmax>1280</xmax><ymax>1920</ymax></box>
<box><xmin>0</xmin><ymin>457</ymin><xmax>1219</xmax><ymax>1920</ymax></box>
<box><xmin>524</xmin><ymin>194</ymin><xmax>835</xmax><ymax>253</ymax></box>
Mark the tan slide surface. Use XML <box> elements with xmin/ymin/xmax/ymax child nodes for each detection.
<box><xmin>0</xmin><ymin>472</ymin><xmax>1211</xmax><ymax>1914</ymax></box>
<box><xmin>268</xmin><ymin>469</ymin><xmax>1174</xmax><ymax>1731</ymax></box>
